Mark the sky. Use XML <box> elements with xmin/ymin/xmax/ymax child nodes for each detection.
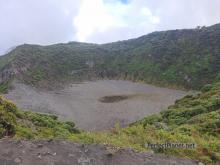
<box><xmin>0</xmin><ymin>0</ymin><xmax>220</xmax><ymax>55</ymax></box>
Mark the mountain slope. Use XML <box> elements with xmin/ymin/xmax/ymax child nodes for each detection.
<box><xmin>0</xmin><ymin>23</ymin><xmax>220</xmax><ymax>91</ymax></box>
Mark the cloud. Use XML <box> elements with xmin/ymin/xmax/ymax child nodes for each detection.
<box><xmin>73</xmin><ymin>0</ymin><xmax>120</xmax><ymax>42</ymax></box>
<box><xmin>0</xmin><ymin>0</ymin><xmax>220</xmax><ymax>54</ymax></box>
<box><xmin>145</xmin><ymin>0</ymin><xmax>220</xmax><ymax>30</ymax></box>
<box><xmin>74</xmin><ymin>0</ymin><xmax>160</xmax><ymax>43</ymax></box>
<box><xmin>0</xmin><ymin>0</ymin><xmax>80</xmax><ymax>54</ymax></box>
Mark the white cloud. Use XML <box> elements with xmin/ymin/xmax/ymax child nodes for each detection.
<box><xmin>141</xmin><ymin>7</ymin><xmax>160</xmax><ymax>24</ymax></box>
<box><xmin>74</xmin><ymin>0</ymin><xmax>160</xmax><ymax>42</ymax></box>
<box><xmin>73</xmin><ymin>0</ymin><xmax>120</xmax><ymax>42</ymax></box>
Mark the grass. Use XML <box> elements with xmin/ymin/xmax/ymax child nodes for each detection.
<box><xmin>0</xmin><ymin>82</ymin><xmax>10</xmax><ymax>93</ymax></box>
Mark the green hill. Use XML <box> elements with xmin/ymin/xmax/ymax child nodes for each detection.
<box><xmin>0</xmin><ymin>23</ymin><xmax>220</xmax><ymax>91</ymax></box>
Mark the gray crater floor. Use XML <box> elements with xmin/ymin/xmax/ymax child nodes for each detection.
<box><xmin>4</xmin><ymin>80</ymin><xmax>187</xmax><ymax>131</ymax></box>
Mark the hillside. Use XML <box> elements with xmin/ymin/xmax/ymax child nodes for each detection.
<box><xmin>0</xmin><ymin>23</ymin><xmax>220</xmax><ymax>91</ymax></box>
<box><xmin>0</xmin><ymin>80</ymin><xmax>220</xmax><ymax>164</ymax></box>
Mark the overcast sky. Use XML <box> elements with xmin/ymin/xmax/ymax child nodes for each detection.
<box><xmin>0</xmin><ymin>0</ymin><xmax>220</xmax><ymax>55</ymax></box>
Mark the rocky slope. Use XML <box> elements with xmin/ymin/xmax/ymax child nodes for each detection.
<box><xmin>0</xmin><ymin>139</ymin><xmax>198</xmax><ymax>165</ymax></box>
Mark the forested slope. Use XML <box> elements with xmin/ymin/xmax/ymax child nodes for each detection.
<box><xmin>0</xmin><ymin>23</ymin><xmax>220</xmax><ymax>91</ymax></box>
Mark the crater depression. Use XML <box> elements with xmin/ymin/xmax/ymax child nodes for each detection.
<box><xmin>4</xmin><ymin>80</ymin><xmax>187</xmax><ymax>131</ymax></box>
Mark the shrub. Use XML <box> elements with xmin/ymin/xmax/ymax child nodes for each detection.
<box><xmin>201</xmin><ymin>84</ymin><xmax>213</xmax><ymax>92</ymax></box>
<box><xmin>0</xmin><ymin>105</ymin><xmax>16</xmax><ymax>137</ymax></box>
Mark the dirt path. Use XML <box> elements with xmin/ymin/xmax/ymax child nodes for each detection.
<box><xmin>0</xmin><ymin>139</ymin><xmax>198</xmax><ymax>165</ymax></box>
<box><xmin>4</xmin><ymin>80</ymin><xmax>187</xmax><ymax>131</ymax></box>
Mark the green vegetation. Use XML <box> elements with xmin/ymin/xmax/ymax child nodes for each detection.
<box><xmin>0</xmin><ymin>96</ymin><xmax>80</xmax><ymax>139</ymax></box>
<box><xmin>0</xmin><ymin>24</ymin><xmax>220</xmax><ymax>91</ymax></box>
<box><xmin>0</xmin><ymin>82</ymin><xmax>9</xmax><ymax>93</ymax></box>
<box><xmin>0</xmin><ymin>81</ymin><xmax>220</xmax><ymax>164</ymax></box>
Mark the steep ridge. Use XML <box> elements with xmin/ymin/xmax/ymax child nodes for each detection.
<box><xmin>0</xmin><ymin>23</ymin><xmax>220</xmax><ymax>91</ymax></box>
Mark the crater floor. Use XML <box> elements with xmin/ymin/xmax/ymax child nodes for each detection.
<box><xmin>4</xmin><ymin>80</ymin><xmax>187</xmax><ymax>131</ymax></box>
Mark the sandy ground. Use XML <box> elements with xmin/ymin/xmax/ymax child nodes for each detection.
<box><xmin>4</xmin><ymin>80</ymin><xmax>187</xmax><ymax>131</ymax></box>
<box><xmin>0</xmin><ymin>139</ymin><xmax>198</xmax><ymax>165</ymax></box>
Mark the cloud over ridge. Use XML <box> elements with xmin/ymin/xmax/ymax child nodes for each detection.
<box><xmin>0</xmin><ymin>0</ymin><xmax>220</xmax><ymax>54</ymax></box>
